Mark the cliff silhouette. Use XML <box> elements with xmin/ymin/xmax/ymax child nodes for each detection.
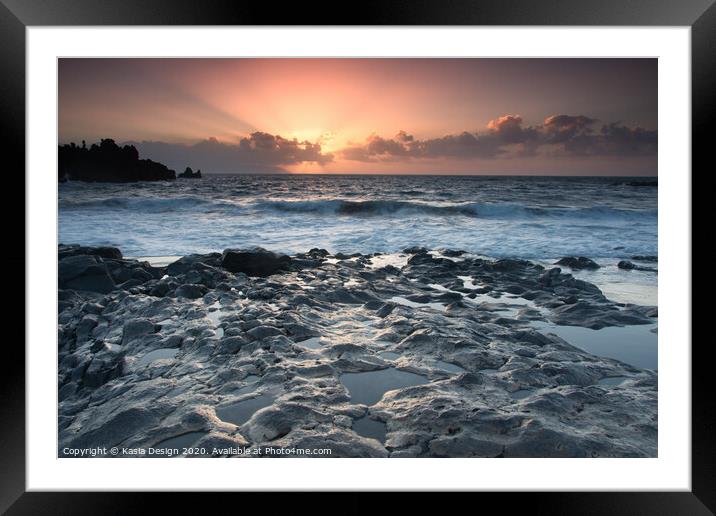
<box><xmin>58</xmin><ymin>139</ymin><xmax>176</xmax><ymax>182</ymax></box>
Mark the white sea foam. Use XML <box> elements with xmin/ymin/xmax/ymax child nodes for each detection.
<box><xmin>59</xmin><ymin>175</ymin><xmax>657</xmax><ymax>269</ymax></box>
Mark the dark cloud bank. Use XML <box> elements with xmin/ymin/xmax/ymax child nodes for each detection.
<box><xmin>129</xmin><ymin>132</ymin><xmax>332</xmax><ymax>174</ymax></box>
<box><xmin>128</xmin><ymin>115</ymin><xmax>656</xmax><ymax>173</ymax></box>
<box><xmin>341</xmin><ymin>115</ymin><xmax>657</xmax><ymax>163</ymax></box>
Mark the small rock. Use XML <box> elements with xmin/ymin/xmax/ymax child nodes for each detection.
<box><xmin>175</xmin><ymin>283</ymin><xmax>208</xmax><ymax>299</ymax></box>
<box><xmin>166</xmin><ymin>253</ymin><xmax>221</xmax><ymax>276</ymax></box>
<box><xmin>59</xmin><ymin>255</ymin><xmax>116</xmax><ymax>293</ymax></box>
<box><xmin>376</xmin><ymin>303</ymin><xmax>396</xmax><ymax>318</ymax></box>
<box><xmin>83</xmin><ymin>355</ymin><xmax>126</xmax><ymax>388</ymax></box>
<box><xmin>122</xmin><ymin>318</ymin><xmax>157</xmax><ymax>344</ymax></box>
<box><xmin>247</xmin><ymin>325</ymin><xmax>283</xmax><ymax>340</ymax></box>
<box><xmin>76</xmin><ymin>314</ymin><xmax>99</xmax><ymax>340</ymax></box>
<box><xmin>618</xmin><ymin>260</ymin><xmax>636</xmax><ymax>270</ymax></box>
<box><xmin>555</xmin><ymin>257</ymin><xmax>600</xmax><ymax>270</ymax></box>
<box><xmin>58</xmin><ymin>244</ymin><xmax>122</xmax><ymax>260</ymax></box>
<box><xmin>216</xmin><ymin>336</ymin><xmax>248</xmax><ymax>354</ymax></box>
<box><xmin>221</xmin><ymin>248</ymin><xmax>291</xmax><ymax>277</ymax></box>
<box><xmin>618</xmin><ymin>260</ymin><xmax>656</xmax><ymax>272</ymax></box>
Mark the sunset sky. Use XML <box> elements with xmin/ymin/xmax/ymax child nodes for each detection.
<box><xmin>59</xmin><ymin>58</ymin><xmax>657</xmax><ymax>175</ymax></box>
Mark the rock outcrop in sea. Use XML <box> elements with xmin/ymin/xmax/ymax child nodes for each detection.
<box><xmin>178</xmin><ymin>167</ymin><xmax>202</xmax><ymax>179</ymax></box>
<box><xmin>618</xmin><ymin>260</ymin><xmax>657</xmax><ymax>272</ymax></box>
<box><xmin>58</xmin><ymin>139</ymin><xmax>176</xmax><ymax>182</ymax></box>
<box><xmin>58</xmin><ymin>245</ymin><xmax>658</xmax><ymax>458</ymax></box>
<box><xmin>554</xmin><ymin>256</ymin><xmax>601</xmax><ymax>270</ymax></box>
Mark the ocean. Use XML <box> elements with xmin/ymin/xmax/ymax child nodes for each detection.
<box><xmin>58</xmin><ymin>174</ymin><xmax>657</xmax><ymax>260</ymax></box>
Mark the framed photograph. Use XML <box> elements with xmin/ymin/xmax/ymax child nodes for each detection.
<box><xmin>3</xmin><ymin>0</ymin><xmax>710</xmax><ymax>510</ymax></box>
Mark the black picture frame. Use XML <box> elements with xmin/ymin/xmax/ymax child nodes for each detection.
<box><xmin>1</xmin><ymin>0</ymin><xmax>710</xmax><ymax>511</ymax></box>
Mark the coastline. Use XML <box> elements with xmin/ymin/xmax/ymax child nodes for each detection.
<box><xmin>58</xmin><ymin>244</ymin><xmax>658</xmax><ymax>458</ymax></box>
<box><xmin>128</xmin><ymin>253</ymin><xmax>658</xmax><ymax>307</ymax></box>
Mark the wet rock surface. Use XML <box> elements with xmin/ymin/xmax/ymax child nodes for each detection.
<box><xmin>221</xmin><ymin>248</ymin><xmax>292</xmax><ymax>277</ymax></box>
<box><xmin>58</xmin><ymin>246</ymin><xmax>658</xmax><ymax>457</ymax></box>
<box><xmin>618</xmin><ymin>260</ymin><xmax>657</xmax><ymax>272</ymax></box>
<box><xmin>555</xmin><ymin>256</ymin><xmax>601</xmax><ymax>270</ymax></box>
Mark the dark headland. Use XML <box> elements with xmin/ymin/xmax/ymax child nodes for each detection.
<box><xmin>59</xmin><ymin>139</ymin><xmax>178</xmax><ymax>182</ymax></box>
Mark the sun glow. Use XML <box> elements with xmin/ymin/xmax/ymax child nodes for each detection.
<box><xmin>59</xmin><ymin>58</ymin><xmax>657</xmax><ymax>175</ymax></box>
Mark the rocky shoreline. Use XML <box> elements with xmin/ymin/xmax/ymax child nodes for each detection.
<box><xmin>58</xmin><ymin>244</ymin><xmax>658</xmax><ymax>458</ymax></box>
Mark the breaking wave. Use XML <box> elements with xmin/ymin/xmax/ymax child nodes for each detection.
<box><xmin>258</xmin><ymin>199</ymin><xmax>657</xmax><ymax>221</ymax></box>
<box><xmin>59</xmin><ymin>195</ymin><xmax>236</xmax><ymax>213</ymax></box>
<box><xmin>61</xmin><ymin>195</ymin><xmax>657</xmax><ymax>222</ymax></box>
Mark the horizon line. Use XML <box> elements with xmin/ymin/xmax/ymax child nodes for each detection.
<box><xmin>196</xmin><ymin>172</ymin><xmax>659</xmax><ymax>178</ymax></box>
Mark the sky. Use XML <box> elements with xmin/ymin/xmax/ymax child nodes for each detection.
<box><xmin>59</xmin><ymin>58</ymin><xmax>657</xmax><ymax>175</ymax></box>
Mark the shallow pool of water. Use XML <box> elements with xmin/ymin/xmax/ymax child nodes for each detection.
<box><xmin>511</xmin><ymin>389</ymin><xmax>534</xmax><ymax>400</ymax></box>
<box><xmin>205</xmin><ymin>301</ymin><xmax>227</xmax><ymax>338</ymax></box>
<box><xmin>561</xmin><ymin>260</ymin><xmax>658</xmax><ymax>306</ymax></box>
<box><xmin>531</xmin><ymin>321</ymin><xmax>658</xmax><ymax>370</ymax></box>
<box><xmin>434</xmin><ymin>360</ymin><xmax>467</xmax><ymax>374</ymax></box>
<box><xmin>215</xmin><ymin>393</ymin><xmax>274</xmax><ymax>426</ymax></box>
<box><xmin>389</xmin><ymin>296</ymin><xmax>447</xmax><ymax>312</ymax></box>
<box><xmin>428</xmin><ymin>250</ymin><xmax>467</xmax><ymax>262</ymax></box>
<box><xmin>340</xmin><ymin>367</ymin><xmax>429</xmax><ymax>405</ymax></box>
<box><xmin>597</xmin><ymin>376</ymin><xmax>628</xmax><ymax>386</ymax></box>
<box><xmin>131</xmin><ymin>255</ymin><xmax>182</xmax><ymax>267</ymax></box>
<box><xmin>297</xmin><ymin>336</ymin><xmax>323</xmax><ymax>349</ymax></box>
<box><xmin>234</xmin><ymin>384</ymin><xmax>258</xmax><ymax>396</ymax></box>
<box><xmin>368</xmin><ymin>253</ymin><xmax>409</xmax><ymax>270</ymax></box>
<box><xmin>429</xmin><ymin>279</ymin><xmax>547</xmax><ymax>318</ymax></box>
<box><xmin>136</xmin><ymin>347</ymin><xmax>179</xmax><ymax>367</ymax></box>
<box><xmin>457</xmin><ymin>275</ymin><xmax>481</xmax><ymax>289</ymax></box>
<box><xmin>232</xmin><ymin>375</ymin><xmax>261</xmax><ymax>395</ymax></box>
<box><xmin>353</xmin><ymin>416</ymin><xmax>387</xmax><ymax>443</ymax></box>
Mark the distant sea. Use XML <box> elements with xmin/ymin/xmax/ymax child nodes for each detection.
<box><xmin>59</xmin><ymin>174</ymin><xmax>657</xmax><ymax>259</ymax></box>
